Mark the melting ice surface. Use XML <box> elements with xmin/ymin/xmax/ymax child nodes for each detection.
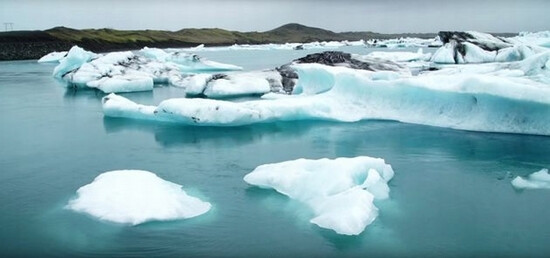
<box><xmin>50</xmin><ymin>46</ymin><xmax>242</xmax><ymax>93</ymax></box>
<box><xmin>511</xmin><ymin>169</ymin><xmax>550</xmax><ymax>190</ymax></box>
<box><xmin>37</xmin><ymin>51</ymin><xmax>68</xmax><ymax>63</ymax></box>
<box><xmin>103</xmin><ymin>50</ymin><xmax>550</xmax><ymax>135</ymax></box>
<box><xmin>244</xmin><ymin>157</ymin><xmax>394</xmax><ymax>235</ymax></box>
<box><xmin>66</xmin><ymin>170</ymin><xmax>211</xmax><ymax>225</ymax></box>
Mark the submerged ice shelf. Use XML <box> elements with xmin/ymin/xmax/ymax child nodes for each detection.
<box><xmin>66</xmin><ymin>170</ymin><xmax>211</xmax><ymax>225</ymax></box>
<box><xmin>244</xmin><ymin>157</ymin><xmax>394</xmax><ymax>235</ymax></box>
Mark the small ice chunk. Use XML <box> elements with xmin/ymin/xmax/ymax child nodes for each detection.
<box><xmin>244</xmin><ymin>157</ymin><xmax>394</xmax><ymax>235</ymax></box>
<box><xmin>38</xmin><ymin>51</ymin><xmax>68</xmax><ymax>63</ymax></box>
<box><xmin>66</xmin><ymin>170</ymin><xmax>211</xmax><ymax>225</ymax></box>
<box><xmin>511</xmin><ymin>169</ymin><xmax>550</xmax><ymax>189</ymax></box>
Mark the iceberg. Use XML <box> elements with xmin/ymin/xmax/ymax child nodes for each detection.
<box><xmin>37</xmin><ymin>51</ymin><xmax>68</xmax><ymax>63</ymax></box>
<box><xmin>365</xmin><ymin>49</ymin><xmax>432</xmax><ymax>62</ymax></box>
<box><xmin>511</xmin><ymin>169</ymin><xmax>550</xmax><ymax>190</ymax></box>
<box><xmin>57</xmin><ymin>50</ymin><xmax>177</xmax><ymax>93</ymax></box>
<box><xmin>102</xmin><ymin>51</ymin><xmax>550</xmax><ymax>135</ymax></box>
<box><xmin>66</xmin><ymin>170</ymin><xmax>211</xmax><ymax>225</ymax></box>
<box><xmin>172</xmin><ymin>51</ymin><xmax>407</xmax><ymax>97</ymax></box>
<box><xmin>431</xmin><ymin>31</ymin><xmax>546</xmax><ymax>64</ymax></box>
<box><xmin>50</xmin><ymin>46</ymin><xmax>244</xmax><ymax>93</ymax></box>
<box><xmin>507</xmin><ymin>31</ymin><xmax>550</xmax><ymax>48</ymax></box>
<box><xmin>243</xmin><ymin>157</ymin><xmax>394</xmax><ymax>235</ymax></box>
<box><xmin>52</xmin><ymin>46</ymin><xmax>97</xmax><ymax>79</ymax></box>
<box><xmin>181</xmin><ymin>71</ymin><xmax>278</xmax><ymax>98</ymax></box>
<box><xmin>169</xmin><ymin>40</ymin><xmax>366</xmax><ymax>52</ymax></box>
<box><xmin>366</xmin><ymin>37</ymin><xmax>442</xmax><ymax>48</ymax></box>
<box><xmin>139</xmin><ymin>47</ymin><xmax>243</xmax><ymax>72</ymax></box>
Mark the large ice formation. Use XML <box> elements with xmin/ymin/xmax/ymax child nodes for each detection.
<box><xmin>181</xmin><ymin>71</ymin><xmax>278</xmax><ymax>98</ymax></box>
<box><xmin>172</xmin><ymin>40</ymin><xmax>366</xmax><ymax>52</ymax></box>
<box><xmin>66</xmin><ymin>170</ymin><xmax>211</xmax><ymax>225</ymax></box>
<box><xmin>366</xmin><ymin>37</ymin><xmax>442</xmax><ymax>48</ymax></box>
<box><xmin>102</xmin><ymin>50</ymin><xmax>550</xmax><ymax>135</ymax></box>
<box><xmin>511</xmin><ymin>169</ymin><xmax>550</xmax><ymax>189</ymax></box>
<box><xmin>139</xmin><ymin>47</ymin><xmax>243</xmax><ymax>71</ymax></box>
<box><xmin>244</xmin><ymin>157</ymin><xmax>394</xmax><ymax>235</ymax></box>
<box><xmin>51</xmin><ymin>46</ymin><xmax>242</xmax><ymax>93</ymax></box>
<box><xmin>431</xmin><ymin>31</ymin><xmax>546</xmax><ymax>64</ymax></box>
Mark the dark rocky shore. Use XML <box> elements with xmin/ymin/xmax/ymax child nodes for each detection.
<box><xmin>0</xmin><ymin>23</ymin><xmax>438</xmax><ymax>61</ymax></box>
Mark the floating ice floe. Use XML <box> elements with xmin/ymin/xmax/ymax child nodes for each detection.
<box><xmin>37</xmin><ymin>51</ymin><xmax>68</xmax><ymax>63</ymax></box>
<box><xmin>173</xmin><ymin>51</ymin><xmax>408</xmax><ymax>98</ymax></box>
<box><xmin>102</xmin><ymin>51</ymin><xmax>550</xmax><ymax>135</ymax></box>
<box><xmin>431</xmin><ymin>31</ymin><xmax>546</xmax><ymax>64</ymax></box>
<box><xmin>365</xmin><ymin>49</ymin><xmax>432</xmax><ymax>62</ymax></box>
<box><xmin>50</xmin><ymin>46</ymin><xmax>243</xmax><ymax>93</ymax></box>
<box><xmin>171</xmin><ymin>40</ymin><xmax>366</xmax><ymax>52</ymax></box>
<box><xmin>55</xmin><ymin>48</ymin><xmax>177</xmax><ymax>93</ymax></box>
<box><xmin>243</xmin><ymin>157</ymin><xmax>394</xmax><ymax>235</ymax></box>
<box><xmin>139</xmin><ymin>47</ymin><xmax>243</xmax><ymax>72</ymax></box>
<box><xmin>66</xmin><ymin>170</ymin><xmax>211</xmax><ymax>225</ymax></box>
<box><xmin>507</xmin><ymin>31</ymin><xmax>550</xmax><ymax>48</ymax></box>
<box><xmin>511</xmin><ymin>169</ymin><xmax>550</xmax><ymax>190</ymax></box>
<box><xmin>366</xmin><ymin>37</ymin><xmax>442</xmax><ymax>49</ymax></box>
<box><xmin>181</xmin><ymin>71</ymin><xmax>279</xmax><ymax>98</ymax></box>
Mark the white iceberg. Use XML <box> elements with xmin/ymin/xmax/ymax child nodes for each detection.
<box><xmin>511</xmin><ymin>169</ymin><xmax>550</xmax><ymax>189</ymax></box>
<box><xmin>169</xmin><ymin>40</ymin><xmax>366</xmax><ymax>52</ymax></box>
<box><xmin>431</xmin><ymin>31</ymin><xmax>546</xmax><ymax>64</ymax></box>
<box><xmin>243</xmin><ymin>157</ymin><xmax>394</xmax><ymax>235</ymax></box>
<box><xmin>66</xmin><ymin>170</ymin><xmax>211</xmax><ymax>225</ymax></box>
<box><xmin>180</xmin><ymin>71</ymin><xmax>280</xmax><ymax>98</ymax></box>
<box><xmin>52</xmin><ymin>46</ymin><xmax>97</xmax><ymax>78</ymax></box>
<box><xmin>365</xmin><ymin>49</ymin><xmax>432</xmax><ymax>62</ymax></box>
<box><xmin>103</xmin><ymin>52</ymin><xmax>550</xmax><ymax>135</ymax></box>
<box><xmin>56</xmin><ymin>50</ymin><xmax>181</xmax><ymax>93</ymax></box>
<box><xmin>139</xmin><ymin>47</ymin><xmax>243</xmax><ymax>72</ymax></box>
<box><xmin>507</xmin><ymin>31</ymin><xmax>550</xmax><ymax>48</ymax></box>
<box><xmin>37</xmin><ymin>51</ymin><xmax>68</xmax><ymax>63</ymax></box>
<box><xmin>366</xmin><ymin>37</ymin><xmax>442</xmax><ymax>48</ymax></box>
<box><xmin>51</xmin><ymin>45</ymin><xmax>245</xmax><ymax>93</ymax></box>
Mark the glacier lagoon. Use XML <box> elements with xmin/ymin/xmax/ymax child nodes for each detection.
<box><xmin>2</xmin><ymin>46</ymin><xmax>550</xmax><ymax>256</ymax></box>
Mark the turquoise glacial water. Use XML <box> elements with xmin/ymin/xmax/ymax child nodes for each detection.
<box><xmin>1</xmin><ymin>47</ymin><xmax>550</xmax><ymax>257</ymax></box>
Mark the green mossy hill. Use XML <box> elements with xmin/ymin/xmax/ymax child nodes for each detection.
<box><xmin>0</xmin><ymin>23</ymin><xmax>439</xmax><ymax>61</ymax></box>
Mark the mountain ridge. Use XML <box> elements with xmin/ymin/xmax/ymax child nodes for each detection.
<box><xmin>0</xmin><ymin>23</ymin><xmax>514</xmax><ymax>61</ymax></box>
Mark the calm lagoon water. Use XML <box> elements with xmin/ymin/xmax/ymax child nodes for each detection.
<box><xmin>1</xmin><ymin>46</ymin><xmax>550</xmax><ymax>257</ymax></box>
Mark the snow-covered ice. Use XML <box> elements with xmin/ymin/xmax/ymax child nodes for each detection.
<box><xmin>171</xmin><ymin>40</ymin><xmax>366</xmax><ymax>52</ymax></box>
<box><xmin>180</xmin><ymin>71</ymin><xmax>280</xmax><ymax>98</ymax></box>
<box><xmin>431</xmin><ymin>31</ymin><xmax>546</xmax><ymax>64</ymax></box>
<box><xmin>140</xmin><ymin>47</ymin><xmax>243</xmax><ymax>71</ymax></box>
<box><xmin>52</xmin><ymin>46</ymin><xmax>97</xmax><ymax>78</ymax></box>
<box><xmin>103</xmin><ymin>51</ymin><xmax>550</xmax><ymax>135</ymax></box>
<box><xmin>37</xmin><ymin>51</ymin><xmax>68</xmax><ymax>63</ymax></box>
<box><xmin>507</xmin><ymin>31</ymin><xmax>550</xmax><ymax>48</ymax></box>
<box><xmin>50</xmin><ymin>45</ymin><xmax>244</xmax><ymax>93</ymax></box>
<box><xmin>365</xmin><ymin>49</ymin><xmax>432</xmax><ymax>62</ymax></box>
<box><xmin>66</xmin><ymin>170</ymin><xmax>211</xmax><ymax>225</ymax></box>
<box><xmin>243</xmin><ymin>157</ymin><xmax>394</xmax><ymax>235</ymax></box>
<box><xmin>366</xmin><ymin>37</ymin><xmax>442</xmax><ymax>48</ymax></box>
<box><xmin>511</xmin><ymin>169</ymin><xmax>550</xmax><ymax>190</ymax></box>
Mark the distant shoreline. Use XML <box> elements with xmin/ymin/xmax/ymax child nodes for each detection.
<box><xmin>0</xmin><ymin>23</ymin><xmax>516</xmax><ymax>61</ymax></box>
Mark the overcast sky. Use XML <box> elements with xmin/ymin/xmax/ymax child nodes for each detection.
<box><xmin>1</xmin><ymin>0</ymin><xmax>549</xmax><ymax>33</ymax></box>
